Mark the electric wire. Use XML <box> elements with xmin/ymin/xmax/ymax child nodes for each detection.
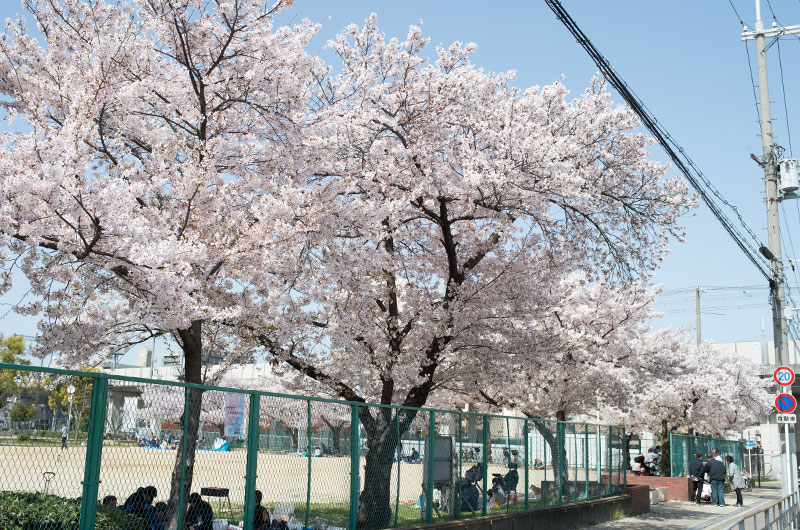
<box><xmin>545</xmin><ymin>0</ymin><xmax>771</xmax><ymax>281</ymax></box>
<box><xmin>765</xmin><ymin>0</ymin><xmax>778</xmax><ymax>21</ymax></box>
<box><xmin>744</xmin><ymin>41</ymin><xmax>762</xmax><ymax>124</ymax></box>
<box><xmin>776</xmin><ymin>38</ymin><xmax>794</xmax><ymax>156</ymax></box>
<box><xmin>780</xmin><ymin>205</ymin><xmax>800</xmax><ymax>286</ymax></box>
<box><xmin>727</xmin><ymin>0</ymin><xmax>747</xmax><ymax>25</ymax></box>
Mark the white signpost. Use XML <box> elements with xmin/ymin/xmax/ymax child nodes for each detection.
<box><xmin>774</xmin><ymin>366</ymin><xmax>796</xmax><ymax>497</ymax></box>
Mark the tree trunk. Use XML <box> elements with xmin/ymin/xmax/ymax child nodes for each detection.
<box><xmin>356</xmin><ymin>408</ymin><xmax>416</xmax><ymax>529</ymax></box>
<box><xmin>165</xmin><ymin>321</ymin><xmax>204</xmax><ymax>530</ymax></box>
<box><xmin>660</xmin><ymin>421</ymin><xmax>671</xmax><ymax>477</ymax></box>
<box><xmin>331</xmin><ymin>423</ymin><xmax>343</xmax><ymax>454</ymax></box>
<box><xmin>531</xmin><ymin>418</ymin><xmax>569</xmax><ymax>500</ymax></box>
<box><xmin>623</xmin><ymin>433</ymin><xmax>633</xmax><ymax>471</ymax></box>
<box><xmin>321</xmin><ymin>418</ymin><xmax>344</xmax><ymax>455</ymax></box>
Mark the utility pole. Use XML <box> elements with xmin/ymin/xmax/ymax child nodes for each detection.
<box><xmin>742</xmin><ymin>0</ymin><xmax>800</xmax><ymax>499</ymax></box>
<box><xmin>742</xmin><ymin>0</ymin><xmax>796</xmax><ymax>368</ymax></box>
<box><xmin>695</xmin><ymin>286</ymin><xmax>701</xmax><ymax>346</ymax></box>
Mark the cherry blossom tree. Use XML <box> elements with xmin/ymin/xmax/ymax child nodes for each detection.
<box><xmin>0</xmin><ymin>2</ymin><xmax>693</xmax><ymax>525</ymax></box>
<box><xmin>598</xmin><ymin>339</ymin><xmax>771</xmax><ymax>475</ymax></box>
<box><xmin>250</xmin><ymin>17</ymin><xmax>692</xmax><ymax>527</ymax></box>
<box><xmin>0</xmin><ymin>0</ymin><xmax>319</xmax><ymax>525</ymax></box>
<box><xmin>456</xmin><ymin>276</ymin><xmax>671</xmax><ymax>482</ymax></box>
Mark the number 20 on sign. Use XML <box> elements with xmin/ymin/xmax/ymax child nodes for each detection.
<box><xmin>774</xmin><ymin>366</ymin><xmax>795</xmax><ymax>386</ymax></box>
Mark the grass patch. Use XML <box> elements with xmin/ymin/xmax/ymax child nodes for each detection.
<box><xmin>610</xmin><ymin>506</ymin><xmax>628</xmax><ymax>521</ymax></box>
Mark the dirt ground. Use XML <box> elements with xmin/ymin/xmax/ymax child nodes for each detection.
<box><xmin>0</xmin><ymin>443</ymin><xmax>607</xmax><ymax>507</ymax></box>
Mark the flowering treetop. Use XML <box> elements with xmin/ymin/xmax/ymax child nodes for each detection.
<box><xmin>0</xmin><ymin>0</ymin><xmax>318</xmax><ymax>373</ymax></box>
<box><xmin>254</xmin><ymin>16</ymin><xmax>693</xmax><ymax>411</ymax></box>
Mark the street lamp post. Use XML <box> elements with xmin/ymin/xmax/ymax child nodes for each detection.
<box><xmin>66</xmin><ymin>384</ymin><xmax>75</xmax><ymax>443</ymax></box>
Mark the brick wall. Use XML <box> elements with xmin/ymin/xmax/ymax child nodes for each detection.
<box><xmin>624</xmin><ymin>475</ymin><xmax>694</xmax><ymax>501</ymax></box>
<box><xmin>402</xmin><ymin>493</ymin><xmax>633</xmax><ymax>530</ymax></box>
<box><xmin>623</xmin><ymin>484</ymin><xmax>650</xmax><ymax>514</ymax></box>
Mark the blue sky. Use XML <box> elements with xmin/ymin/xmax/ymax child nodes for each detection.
<box><xmin>1</xmin><ymin>0</ymin><xmax>799</xmax><ymax>362</ymax></box>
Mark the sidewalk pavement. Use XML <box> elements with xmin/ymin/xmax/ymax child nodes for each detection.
<box><xmin>585</xmin><ymin>482</ymin><xmax>783</xmax><ymax>529</ymax></box>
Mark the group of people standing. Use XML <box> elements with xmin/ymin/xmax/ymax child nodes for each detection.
<box><xmin>688</xmin><ymin>448</ymin><xmax>747</xmax><ymax>507</ymax></box>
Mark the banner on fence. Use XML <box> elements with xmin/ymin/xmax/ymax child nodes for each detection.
<box><xmin>224</xmin><ymin>391</ymin><xmax>246</xmax><ymax>437</ymax></box>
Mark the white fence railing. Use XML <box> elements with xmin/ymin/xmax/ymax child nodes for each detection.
<box><xmin>722</xmin><ymin>491</ymin><xmax>800</xmax><ymax>529</ymax></box>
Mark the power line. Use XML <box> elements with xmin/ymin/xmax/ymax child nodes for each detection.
<box><xmin>764</xmin><ymin>0</ymin><xmax>778</xmax><ymax>21</ymax></box>
<box><xmin>743</xmin><ymin>40</ymin><xmax>761</xmax><ymax>124</ymax></box>
<box><xmin>544</xmin><ymin>0</ymin><xmax>771</xmax><ymax>282</ymax></box>
<box><xmin>776</xmin><ymin>38</ymin><xmax>793</xmax><ymax>156</ymax></box>
<box><xmin>727</xmin><ymin>0</ymin><xmax>747</xmax><ymax>25</ymax></box>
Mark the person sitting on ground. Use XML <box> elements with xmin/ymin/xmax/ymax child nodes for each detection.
<box><xmin>154</xmin><ymin>502</ymin><xmax>168</xmax><ymax>524</ymax></box>
<box><xmin>185</xmin><ymin>492</ymin><xmax>214</xmax><ymax>530</ymax></box>
<box><xmin>533</xmin><ymin>458</ymin><xmax>544</xmax><ymax>470</ymax></box>
<box><xmin>139</xmin><ymin>486</ymin><xmax>164</xmax><ymax>530</ymax></box>
<box><xmin>254</xmin><ymin>490</ymin><xmax>270</xmax><ymax>530</ymax></box>
<box><xmin>410</xmin><ymin>448</ymin><xmax>420</xmax><ymax>463</ymax></box>
<box><xmin>122</xmin><ymin>487</ymin><xmax>145</xmax><ymax>515</ymax></box>
<box><xmin>102</xmin><ymin>495</ymin><xmax>117</xmax><ymax>510</ymax></box>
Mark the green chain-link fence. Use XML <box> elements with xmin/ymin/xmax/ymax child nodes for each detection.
<box><xmin>0</xmin><ymin>362</ymin><xmax>626</xmax><ymax>529</ymax></box>
<box><xmin>670</xmin><ymin>433</ymin><xmax>744</xmax><ymax>477</ymax></box>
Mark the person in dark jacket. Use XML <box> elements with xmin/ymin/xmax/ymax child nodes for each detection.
<box><xmin>254</xmin><ymin>490</ymin><xmax>270</xmax><ymax>530</ymax></box>
<box><xmin>688</xmin><ymin>452</ymin><xmax>705</xmax><ymax>503</ymax></box>
<box><xmin>185</xmin><ymin>492</ymin><xmax>214</xmax><ymax>530</ymax></box>
<box><xmin>705</xmin><ymin>454</ymin><xmax>727</xmax><ymax>506</ymax></box>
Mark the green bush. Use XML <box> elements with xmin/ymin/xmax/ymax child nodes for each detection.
<box><xmin>0</xmin><ymin>492</ymin><xmax>145</xmax><ymax>530</ymax></box>
<box><xmin>16</xmin><ymin>431</ymin><xmax>29</xmax><ymax>442</ymax></box>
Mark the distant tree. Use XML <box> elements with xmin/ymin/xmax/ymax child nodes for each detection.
<box><xmin>600</xmin><ymin>340</ymin><xmax>771</xmax><ymax>475</ymax></box>
<box><xmin>9</xmin><ymin>401</ymin><xmax>35</xmax><ymax>424</ymax></box>
<box><xmin>47</xmin><ymin>369</ymin><xmax>96</xmax><ymax>435</ymax></box>
<box><xmin>0</xmin><ymin>334</ymin><xmax>29</xmax><ymax>407</ymax></box>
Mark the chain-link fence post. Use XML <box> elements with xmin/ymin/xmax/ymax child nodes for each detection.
<box><xmin>542</xmin><ymin>420</ymin><xmax>548</xmax><ymax>505</ymax></box>
<box><xmin>482</xmin><ymin>415</ymin><xmax>488</xmax><ymax>516</ymax></box>
<box><xmin>622</xmin><ymin>427</ymin><xmax>627</xmax><ymax>488</ymax></box>
<box><xmin>557</xmin><ymin>421</ymin><xmax>563</xmax><ymax>505</ymax></box>
<box><xmin>349</xmin><ymin>404</ymin><xmax>360</xmax><ymax>530</ymax></box>
<box><xmin>306</xmin><ymin>400</ymin><xmax>312</xmax><ymax>528</ymax></box>
<box><xmin>175</xmin><ymin>387</ymin><xmax>191</xmax><ymax>529</ymax></box>
<box><xmin>426</xmin><ymin>411</ymin><xmax>435</xmax><ymax>524</ymax></box>
<box><xmin>243</xmin><ymin>393</ymin><xmax>260</xmax><ymax>530</ymax></box>
<box><xmin>455</xmin><ymin>411</ymin><xmax>463</xmax><ymax>521</ymax></box>
<box><xmin>78</xmin><ymin>374</ymin><xmax>107</xmax><ymax>530</ymax></box>
<box><xmin>607</xmin><ymin>426</ymin><xmax>612</xmax><ymax>495</ymax></box>
<box><xmin>596</xmin><ymin>424</ymin><xmax>601</xmax><ymax>487</ymax></box>
<box><xmin>524</xmin><ymin>418</ymin><xmax>529</xmax><ymax>510</ymax></box>
<box><xmin>394</xmin><ymin>410</ymin><xmax>401</xmax><ymax>528</ymax></box>
<box><xmin>584</xmin><ymin>423</ymin><xmax>589</xmax><ymax>499</ymax></box>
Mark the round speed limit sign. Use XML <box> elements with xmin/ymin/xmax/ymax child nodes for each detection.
<box><xmin>774</xmin><ymin>366</ymin><xmax>795</xmax><ymax>386</ymax></box>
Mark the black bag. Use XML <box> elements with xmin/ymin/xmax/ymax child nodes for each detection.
<box><xmin>465</xmin><ymin>464</ymin><xmax>483</xmax><ymax>484</ymax></box>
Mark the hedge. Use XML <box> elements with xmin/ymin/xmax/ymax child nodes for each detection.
<box><xmin>0</xmin><ymin>492</ymin><xmax>145</xmax><ymax>529</ymax></box>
